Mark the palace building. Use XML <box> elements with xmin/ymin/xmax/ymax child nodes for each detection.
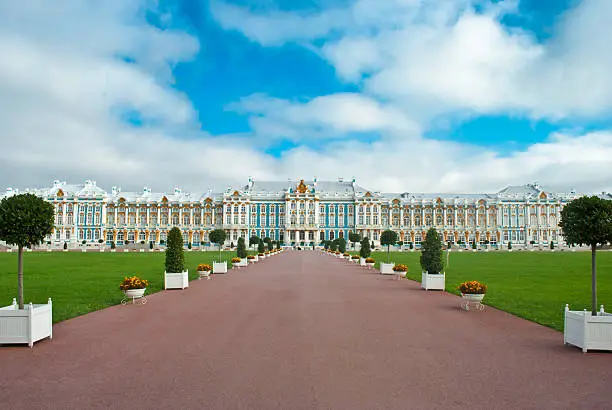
<box><xmin>2</xmin><ymin>178</ymin><xmax>609</xmax><ymax>249</ymax></box>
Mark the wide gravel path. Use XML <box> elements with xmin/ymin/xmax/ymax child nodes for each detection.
<box><xmin>1</xmin><ymin>250</ymin><xmax>611</xmax><ymax>409</ymax></box>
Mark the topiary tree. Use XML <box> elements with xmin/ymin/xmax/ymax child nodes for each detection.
<box><xmin>64</xmin><ymin>242</ymin><xmax>69</xmax><ymax>250</ymax></box>
<box><xmin>360</xmin><ymin>237</ymin><xmax>371</xmax><ymax>258</ymax></box>
<box><xmin>0</xmin><ymin>193</ymin><xmax>54</xmax><ymax>309</ymax></box>
<box><xmin>249</xmin><ymin>235</ymin><xmax>260</xmax><ymax>252</ymax></box>
<box><xmin>329</xmin><ymin>239</ymin><xmax>338</xmax><ymax>252</ymax></box>
<box><xmin>349</xmin><ymin>231</ymin><xmax>361</xmax><ymax>250</ymax></box>
<box><xmin>559</xmin><ymin>196</ymin><xmax>612</xmax><ymax>316</ymax></box>
<box><xmin>508</xmin><ymin>241</ymin><xmax>512</xmax><ymax>250</ymax></box>
<box><xmin>263</xmin><ymin>237</ymin><xmax>272</xmax><ymax>251</ymax></box>
<box><xmin>237</xmin><ymin>237</ymin><xmax>247</xmax><ymax>258</ymax></box>
<box><xmin>209</xmin><ymin>228</ymin><xmax>226</xmax><ymax>262</ymax></box>
<box><xmin>549</xmin><ymin>241</ymin><xmax>554</xmax><ymax>250</ymax></box>
<box><xmin>337</xmin><ymin>237</ymin><xmax>347</xmax><ymax>253</ymax></box>
<box><xmin>380</xmin><ymin>229</ymin><xmax>398</xmax><ymax>263</ymax></box>
<box><xmin>257</xmin><ymin>240</ymin><xmax>265</xmax><ymax>253</ymax></box>
<box><xmin>149</xmin><ymin>241</ymin><xmax>154</xmax><ymax>250</ymax></box>
<box><xmin>420</xmin><ymin>228</ymin><xmax>444</xmax><ymax>275</ymax></box>
<box><xmin>165</xmin><ymin>227</ymin><xmax>185</xmax><ymax>273</ymax></box>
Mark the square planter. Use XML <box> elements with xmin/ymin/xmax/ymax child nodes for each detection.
<box><xmin>164</xmin><ymin>271</ymin><xmax>189</xmax><ymax>290</ymax></box>
<box><xmin>564</xmin><ymin>305</ymin><xmax>612</xmax><ymax>352</ymax></box>
<box><xmin>380</xmin><ymin>262</ymin><xmax>395</xmax><ymax>275</ymax></box>
<box><xmin>213</xmin><ymin>262</ymin><xmax>228</xmax><ymax>274</ymax></box>
<box><xmin>0</xmin><ymin>298</ymin><xmax>53</xmax><ymax>347</ymax></box>
<box><xmin>359</xmin><ymin>258</ymin><xmax>366</xmax><ymax>266</ymax></box>
<box><xmin>421</xmin><ymin>271</ymin><xmax>445</xmax><ymax>291</ymax></box>
<box><xmin>233</xmin><ymin>259</ymin><xmax>248</xmax><ymax>268</ymax></box>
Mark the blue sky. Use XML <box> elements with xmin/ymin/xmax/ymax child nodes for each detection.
<box><xmin>1</xmin><ymin>0</ymin><xmax>611</xmax><ymax>193</ymax></box>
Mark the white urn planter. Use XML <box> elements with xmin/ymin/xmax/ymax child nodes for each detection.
<box><xmin>197</xmin><ymin>270</ymin><xmax>211</xmax><ymax>280</ymax></box>
<box><xmin>233</xmin><ymin>259</ymin><xmax>248</xmax><ymax>268</ymax></box>
<box><xmin>0</xmin><ymin>298</ymin><xmax>53</xmax><ymax>347</ymax></box>
<box><xmin>213</xmin><ymin>261</ymin><xmax>228</xmax><ymax>274</ymax></box>
<box><xmin>124</xmin><ymin>288</ymin><xmax>146</xmax><ymax>298</ymax></box>
<box><xmin>359</xmin><ymin>257</ymin><xmax>366</xmax><ymax>266</ymax></box>
<box><xmin>366</xmin><ymin>262</ymin><xmax>375</xmax><ymax>269</ymax></box>
<box><xmin>380</xmin><ymin>262</ymin><xmax>395</xmax><ymax>275</ymax></box>
<box><xmin>164</xmin><ymin>270</ymin><xmax>189</xmax><ymax>289</ymax></box>
<box><xmin>564</xmin><ymin>305</ymin><xmax>612</xmax><ymax>353</ymax></box>
<box><xmin>421</xmin><ymin>271</ymin><xmax>446</xmax><ymax>291</ymax></box>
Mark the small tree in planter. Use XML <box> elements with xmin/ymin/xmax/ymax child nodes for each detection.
<box><xmin>359</xmin><ymin>237</ymin><xmax>371</xmax><ymax>259</ymax></box>
<box><xmin>209</xmin><ymin>229</ymin><xmax>226</xmax><ymax>263</ymax></box>
<box><xmin>349</xmin><ymin>232</ymin><xmax>361</xmax><ymax>250</ymax></box>
<box><xmin>550</xmin><ymin>241</ymin><xmax>554</xmax><ymax>250</ymax></box>
<box><xmin>420</xmin><ymin>228</ymin><xmax>445</xmax><ymax>290</ymax></box>
<box><xmin>149</xmin><ymin>241</ymin><xmax>154</xmax><ymax>250</ymax></box>
<box><xmin>380</xmin><ymin>230</ymin><xmax>398</xmax><ymax>263</ymax></box>
<box><xmin>264</xmin><ymin>237</ymin><xmax>272</xmax><ymax>251</ymax></box>
<box><xmin>508</xmin><ymin>241</ymin><xmax>512</xmax><ymax>251</ymax></box>
<box><xmin>559</xmin><ymin>196</ymin><xmax>612</xmax><ymax>352</ymax></box>
<box><xmin>337</xmin><ymin>237</ymin><xmax>347</xmax><ymax>254</ymax></box>
<box><xmin>249</xmin><ymin>236</ymin><xmax>260</xmax><ymax>252</ymax></box>
<box><xmin>64</xmin><ymin>242</ymin><xmax>68</xmax><ymax>250</ymax></box>
<box><xmin>237</xmin><ymin>237</ymin><xmax>247</xmax><ymax>259</ymax></box>
<box><xmin>257</xmin><ymin>240</ymin><xmax>265</xmax><ymax>254</ymax></box>
<box><xmin>164</xmin><ymin>227</ymin><xmax>188</xmax><ymax>289</ymax></box>
<box><xmin>0</xmin><ymin>193</ymin><xmax>54</xmax><ymax>346</ymax></box>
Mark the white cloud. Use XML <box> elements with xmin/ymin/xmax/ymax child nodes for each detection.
<box><xmin>1</xmin><ymin>0</ymin><xmax>612</xmax><ymax>197</ymax></box>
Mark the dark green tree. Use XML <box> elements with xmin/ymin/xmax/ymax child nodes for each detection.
<box><xmin>560</xmin><ymin>196</ymin><xmax>612</xmax><ymax>315</ymax></box>
<box><xmin>249</xmin><ymin>235</ymin><xmax>260</xmax><ymax>252</ymax></box>
<box><xmin>380</xmin><ymin>229</ymin><xmax>398</xmax><ymax>263</ymax></box>
<box><xmin>420</xmin><ymin>228</ymin><xmax>444</xmax><ymax>274</ymax></box>
<box><xmin>359</xmin><ymin>237</ymin><xmax>371</xmax><ymax>258</ymax></box>
<box><xmin>64</xmin><ymin>242</ymin><xmax>69</xmax><ymax>250</ymax></box>
<box><xmin>330</xmin><ymin>239</ymin><xmax>338</xmax><ymax>252</ymax></box>
<box><xmin>337</xmin><ymin>237</ymin><xmax>347</xmax><ymax>253</ymax></box>
<box><xmin>264</xmin><ymin>237</ymin><xmax>272</xmax><ymax>251</ymax></box>
<box><xmin>508</xmin><ymin>241</ymin><xmax>512</xmax><ymax>250</ymax></box>
<box><xmin>237</xmin><ymin>237</ymin><xmax>247</xmax><ymax>258</ymax></box>
<box><xmin>209</xmin><ymin>229</ymin><xmax>226</xmax><ymax>262</ymax></box>
<box><xmin>348</xmin><ymin>231</ymin><xmax>361</xmax><ymax>250</ymax></box>
<box><xmin>322</xmin><ymin>240</ymin><xmax>330</xmax><ymax>250</ymax></box>
<box><xmin>0</xmin><ymin>193</ymin><xmax>54</xmax><ymax>309</ymax></box>
<box><xmin>165</xmin><ymin>227</ymin><xmax>185</xmax><ymax>273</ymax></box>
<box><xmin>257</xmin><ymin>240</ymin><xmax>265</xmax><ymax>253</ymax></box>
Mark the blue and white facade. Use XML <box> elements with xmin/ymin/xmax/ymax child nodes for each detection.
<box><xmin>2</xmin><ymin>178</ymin><xmax>610</xmax><ymax>249</ymax></box>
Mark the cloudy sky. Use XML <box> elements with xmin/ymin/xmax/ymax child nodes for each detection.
<box><xmin>1</xmin><ymin>0</ymin><xmax>611</xmax><ymax>194</ymax></box>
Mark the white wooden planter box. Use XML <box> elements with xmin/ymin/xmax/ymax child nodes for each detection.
<box><xmin>0</xmin><ymin>298</ymin><xmax>52</xmax><ymax>347</ymax></box>
<box><xmin>421</xmin><ymin>271</ymin><xmax>446</xmax><ymax>291</ymax></box>
<box><xmin>213</xmin><ymin>262</ymin><xmax>228</xmax><ymax>274</ymax></box>
<box><xmin>380</xmin><ymin>262</ymin><xmax>395</xmax><ymax>275</ymax></box>
<box><xmin>248</xmin><ymin>256</ymin><xmax>257</xmax><ymax>263</ymax></box>
<box><xmin>359</xmin><ymin>258</ymin><xmax>366</xmax><ymax>266</ymax></box>
<box><xmin>164</xmin><ymin>271</ymin><xmax>189</xmax><ymax>290</ymax></box>
<box><xmin>564</xmin><ymin>305</ymin><xmax>612</xmax><ymax>352</ymax></box>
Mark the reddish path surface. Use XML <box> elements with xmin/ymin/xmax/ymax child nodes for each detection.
<box><xmin>1</xmin><ymin>250</ymin><xmax>611</xmax><ymax>409</ymax></box>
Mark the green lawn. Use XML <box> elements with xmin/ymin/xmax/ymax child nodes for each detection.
<box><xmin>0</xmin><ymin>250</ymin><xmax>241</xmax><ymax>323</ymax></box>
<box><xmin>368</xmin><ymin>250</ymin><xmax>612</xmax><ymax>331</ymax></box>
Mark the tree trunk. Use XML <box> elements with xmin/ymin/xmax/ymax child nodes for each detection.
<box><xmin>387</xmin><ymin>245</ymin><xmax>390</xmax><ymax>263</ymax></box>
<box><xmin>18</xmin><ymin>245</ymin><xmax>24</xmax><ymax>309</ymax></box>
<box><xmin>591</xmin><ymin>244</ymin><xmax>597</xmax><ymax>316</ymax></box>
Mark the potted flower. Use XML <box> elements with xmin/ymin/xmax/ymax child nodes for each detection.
<box><xmin>392</xmin><ymin>263</ymin><xmax>408</xmax><ymax>280</ymax></box>
<box><xmin>343</xmin><ymin>252</ymin><xmax>350</xmax><ymax>260</ymax></box>
<box><xmin>458</xmin><ymin>281</ymin><xmax>487</xmax><ymax>310</ymax></box>
<box><xmin>420</xmin><ymin>228</ymin><xmax>445</xmax><ymax>291</ymax></box>
<box><xmin>164</xmin><ymin>227</ymin><xmax>189</xmax><ymax>290</ymax></box>
<box><xmin>365</xmin><ymin>257</ymin><xmax>375</xmax><ymax>268</ymax></box>
<box><xmin>231</xmin><ymin>257</ymin><xmax>242</xmax><ymax>269</ymax></box>
<box><xmin>351</xmin><ymin>255</ymin><xmax>360</xmax><ymax>263</ymax></box>
<box><xmin>247</xmin><ymin>255</ymin><xmax>256</xmax><ymax>263</ymax></box>
<box><xmin>196</xmin><ymin>264</ymin><xmax>212</xmax><ymax>280</ymax></box>
<box><xmin>120</xmin><ymin>275</ymin><xmax>150</xmax><ymax>298</ymax></box>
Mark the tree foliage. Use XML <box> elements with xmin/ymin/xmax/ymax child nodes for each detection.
<box><xmin>165</xmin><ymin>227</ymin><xmax>185</xmax><ymax>273</ymax></box>
<box><xmin>420</xmin><ymin>228</ymin><xmax>444</xmax><ymax>274</ymax></box>
<box><xmin>249</xmin><ymin>235</ymin><xmax>260</xmax><ymax>249</ymax></box>
<box><xmin>237</xmin><ymin>237</ymin><xmax>247</xmax><ymax>258</ymax></box>
<box><xmin>330</xmin><ymin>239</ymin><xmax>338</xmax><ymax>252</ymax></box>
<box><xmin>0</xmin><ymin>193</ymin><xmax>54</xmax><ymax>308</ymax></box>
<box><xmin>258</xmin><ymin>240</ymin><xmax>265</xmax><ymax>253</ymax></box>
<box><xmin>560</xmin><ymin>196</ymin><xmax>612</xmax><ymax>315</ymax></box>
<box><xmin>359</xmin><ymin>237</ymin><xmax>371</xmax><ymax>258</ymax></box>
<box><xmin>348</xmin><ymin>232</ymin><xmax>361</xmax><ymax>249</ymax></box>
<box><xmin>337</xmin><ymin>237</ymin><xmax>347</xmax><ymax>253</ymax></box>
<box><xmin>209</xmin><ymin>229</ymin><xmax>226</xmax><ymax>262</ymax></box>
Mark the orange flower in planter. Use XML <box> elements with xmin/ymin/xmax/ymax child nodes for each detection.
<box><xmin>392</xmin><ymin>264</ymin><xmax>408</xmax><ymax>272</ymax></box>
<box><xmin>119</xmin><ymin>275</ymin><xmax>149</xmax><ymax>290</ymax></box>
<box><xmin>231</xmin><ymin>257</ymin><xmax>241</xmax><ymax>263</ymax></box>
<box><xmin>196</xmin><ymin>264</ymin><xmax>212</xmax><ymax>272</ymax></box>
<box><xmin>458</xmin><ymin>281</ymin><xmax>487</xmax><ymax>294</ymax></box>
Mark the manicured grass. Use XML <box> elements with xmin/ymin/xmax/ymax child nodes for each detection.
<box><xmin>368</xmin><ymin>250</ymin><xmax>612</xmax><ymax>331</ymax></box>
<box><xmin>0</xmin><ymin>250</ymin><xmax>241</xmax><ymax>323</ymax></box>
